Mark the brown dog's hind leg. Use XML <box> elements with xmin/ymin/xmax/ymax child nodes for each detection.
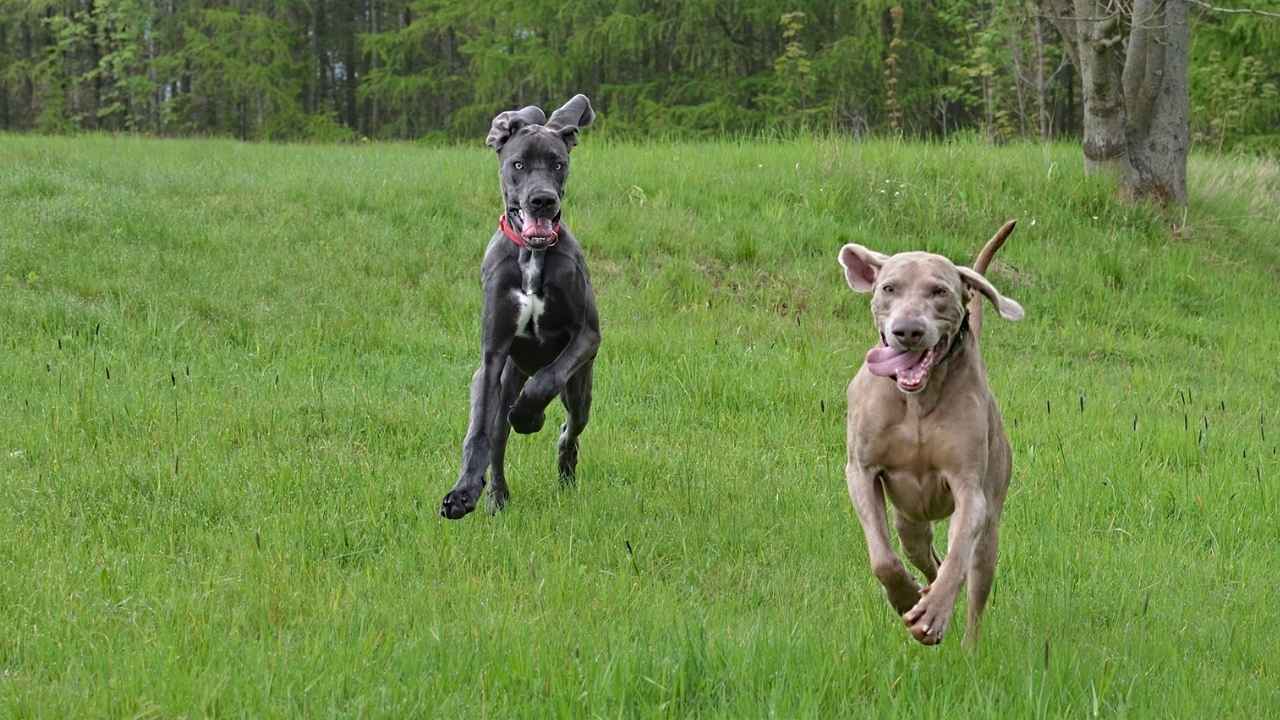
<box><xmin>964</xmin><ymin>518</ymin><xmax>1001</xmax><ymax>647</ymax></box>
<box><xmin>895</xmin><ymin>512</ymin><xmax>940</xmax><ymax>585</ymax></box>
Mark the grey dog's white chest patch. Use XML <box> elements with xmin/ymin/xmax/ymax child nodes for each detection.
<box><xmin>513</xmin><ymin>248</ymin><xmax>546</xmax><ymax>340</ymax></box>
<box><xmin>512</xmin><ymin>289</ymin><xmax>546</xmax><ymax>340</ymax></box>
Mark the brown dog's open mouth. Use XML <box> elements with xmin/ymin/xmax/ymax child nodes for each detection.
<box><xmin>865</xmin><ymin>335</ymin><xmax>948</xmax><ymax>393</ymax></box>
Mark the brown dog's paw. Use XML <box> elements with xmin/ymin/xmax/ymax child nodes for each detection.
<box><xmin>903</xmin><ymin>590</ymin><xmax>952</xmax><ymax>646</ymax></box>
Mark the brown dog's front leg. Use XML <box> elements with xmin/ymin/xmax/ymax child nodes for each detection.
<box><xmin>903</xmin><ymin>486</ymin><xmax>987</xmax><ymax>645</ymax></box>
<box><xmin>847</xmin><ymin>463</ymin><xmax>920</xmax><ymax>615</ymax></box>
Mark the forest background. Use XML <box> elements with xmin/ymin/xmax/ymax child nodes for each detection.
<box><xmin>1</xmin><ymin>1</ymin><xmax>1276</xmax><ymax>153</ymax></box>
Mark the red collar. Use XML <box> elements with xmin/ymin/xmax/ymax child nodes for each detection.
<box><xmin>499</xmin><ymin>213</ymin><xmax>560</xmax><ymax>249</ymax></box>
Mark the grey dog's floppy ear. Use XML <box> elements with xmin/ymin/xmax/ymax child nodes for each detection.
<box><xmin>486</xmin><ymin>105</ymin><xmax>547</xmax><ymax>151</ymax></box>
<box><xmin>546</xmin><ymin>94</ymin><xmax>595</xmax><ymax>149</ymax></box>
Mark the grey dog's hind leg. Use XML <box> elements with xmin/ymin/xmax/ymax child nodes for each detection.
<box><xmin>557</xmin><ymin>361</ymin><xmax>593</xmax><ymax>484</ymax></box>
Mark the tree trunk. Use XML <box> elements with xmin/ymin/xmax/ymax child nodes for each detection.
<box><xmin>1071</xmin><ymin>2</ymin><xmax>1128</xmax><ymax>179</ymax></box>
<box><xmin>1030</xmin><ymin>7</ymin><xmax>1050</xmax><ymax>139</ymax></box>
<box><xmin>0</xmin><ymin>21</ymin><xmax>9</xmax><ymax>128</ymax></box>
<box><xmin>343</xmin><ymin>9</ymin><xmax>357</xmax><ymax>130</ymax></box>
<box><xmin>1045</xmin><ymin>0</ymin><xmax>1190</xmax><ymax>205</ymax></box>
<box><xmin>84</xmin><ymin>0</ymin><xmax>101</xmax><ymax>130</ymax></box>
<box><xmin>1122</xmin><ymin>0</ymin><xmax>1189</xmax><ymax>204</ymax></box>
<box><xmin>22</xmin><ymin>17</ymin><xmax>35</xmax><ymax>128</ymax></box>
<box><xmin>311</xmin><ymin>1</ymin><xmax>327</xmax><ymax>116</ymax></box>
<box><xmin>1008</xmin><ymin>14</ymin><xmax>1029</xmax><ymax>139</ymax></box>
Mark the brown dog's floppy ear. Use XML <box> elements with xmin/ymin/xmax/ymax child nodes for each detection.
<box><xmin>957</xmin><ymin>266</ymin><xmax>1024</xmax><ymax>320</ymax></box>
<box><xmin>486</xmin><ymin>105</ymin><xmax>547</xmax><ymax>151</ymax></box>
<box><xmin>838</xmin><ymin>244</ymin><xmax>890</xmax><ymax>293</ymax></box>
<box><xmin>546</xmin><ymin>94</ymin><xmax>595</xmax><ymax>150</ymax></box>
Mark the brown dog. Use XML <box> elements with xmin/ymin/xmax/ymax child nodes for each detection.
<box><xmin>839</xmin><ymin>221</ymin><xmax>1022</xmax><ymax>646</ymax></box>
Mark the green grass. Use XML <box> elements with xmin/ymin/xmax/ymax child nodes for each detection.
<box><xmin>1</xmin><ymin>133</ymin><xmax>1278</xmax><ymax>718</ymax></box>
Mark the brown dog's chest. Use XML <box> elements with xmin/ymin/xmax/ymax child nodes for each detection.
<box><xmin>863</xmin><ymin>420</ymin><xmax>960</xmax><ymax>521</ymax></box>
<box><xmin>880</xmin><ymin>469</ymin><xmax>956</xmax><ymax>521</ymax></box>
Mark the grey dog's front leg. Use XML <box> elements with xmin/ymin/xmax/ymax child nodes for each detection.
<box><xmin>441</xmin><ymin>350</ymin><xmax>508</xmax><ymax>519</ymax></box>
<box><xmin>508</xmin><ymin>325</ymin><xmax>600</xmax><ymax>434</ymax></box>
<box><xmin>486</xmin><ymin>359</ymin><xmax>527</xmax><ymax>513</ymax></box>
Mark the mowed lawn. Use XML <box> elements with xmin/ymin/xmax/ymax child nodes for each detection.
<box><xmin>1</xmin><ymin>134</ymin><xmax>1278</xmax><ymax>718</ymax></box>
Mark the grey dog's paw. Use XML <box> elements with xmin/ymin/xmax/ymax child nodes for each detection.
<box><xmin>508</xmin><ymin>406</ymin><xmax>545</xmax><ymax>434</ymax></box>
<box><xmin>440</xmin><ymin>489</ymin><xmax>479</xmax><ymax>519</ymax></box>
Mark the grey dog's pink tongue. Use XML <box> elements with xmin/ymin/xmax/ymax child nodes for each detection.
<box><xmin>866</xmin><ymin>344</ymin><xmax>925</xmax><ymax>377</ymax></box>
<box><xmin>521</xmin><ymin>214</ymin><xmax>556</xmax><ymax>239</ymax></box>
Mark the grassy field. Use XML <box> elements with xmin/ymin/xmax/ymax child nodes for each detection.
<box><xmin>1</xmin><ymin>133</ymin><xmax>1278</xmax><ymax>718</ymax></box>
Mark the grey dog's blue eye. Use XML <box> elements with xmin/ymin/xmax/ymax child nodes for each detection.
<box><xmin>513</xmin><ymin>161</ymin><xmax>524</xmax><ymax>170</ymax></box>
<box><xmin>554</xmin><ymin>162</ymin><xmax>564</xmax><ymax>171</ymax></box>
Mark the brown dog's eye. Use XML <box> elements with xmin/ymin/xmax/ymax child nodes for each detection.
<box><xmin>513</xmin><ymin>161</ymin><xmax>525</xmax><ymax>171</ymax></box>
<box><xmin>882</xmin><ymin>284</ymin><xmax>896</xmax><ymax>294</ymax></box>
<box><xmin>931</xmin><ymin>286</ymin><xmax>948</xmax><ymax>297</ymax></box>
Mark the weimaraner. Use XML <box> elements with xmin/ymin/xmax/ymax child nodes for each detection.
<box><xmin>838</xmin><ymin>220</ymin><xmax>1023</xmax><ymax>646</ymax></box>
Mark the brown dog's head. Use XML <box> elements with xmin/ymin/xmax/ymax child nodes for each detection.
<box><xmin>838</xmin><ymin>246</ymin><xmax>1023</xmax><ymax>393</ymax></box>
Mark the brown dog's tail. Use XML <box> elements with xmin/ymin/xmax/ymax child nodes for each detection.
<box><xmin>968</xmin><ymin>219</ymin><xmax>1017</xmax><ymax>339</ymax></box>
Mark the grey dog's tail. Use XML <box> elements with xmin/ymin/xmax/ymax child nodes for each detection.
<box><xmin>968</xmin><ymin>219</ymin><xmax>1017</xmax><ymax>339</ymax></box>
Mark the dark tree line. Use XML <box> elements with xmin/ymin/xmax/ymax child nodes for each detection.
<box><xmin>1</xmin><ymin>2</ymin><xmax>1275</xmax><ymax>155</ymax></box>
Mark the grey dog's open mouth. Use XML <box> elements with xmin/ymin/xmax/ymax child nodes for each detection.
<box><xmin>515</xmin><ymin>209</ymin><xmax>560</xmax><ymax>248</ymax></box>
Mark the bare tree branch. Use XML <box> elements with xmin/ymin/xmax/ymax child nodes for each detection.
<box><xmin>1047</xmin><ymin>56</ymin><xmax>1073</xmax><ymax>85</ymax></box>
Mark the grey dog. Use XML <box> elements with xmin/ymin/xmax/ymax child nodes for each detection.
<box><xmin>440</xmin><ymin>95</ymin><xmax>601</xmax><ymax>520</ymax></box>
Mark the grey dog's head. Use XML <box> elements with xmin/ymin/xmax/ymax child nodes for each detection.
<box><xmin>486</xmin><ymin>95</ymin><xmax>595</xmax><ymax>249</ymax></box>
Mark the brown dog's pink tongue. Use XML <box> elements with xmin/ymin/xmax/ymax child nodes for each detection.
<box><xmin>866</xmin><ymin>345</ymin><xmax>925</xmax><ymax>377</ymax></box>
<box><xmin>522</xmin><ymin>216</ymin><xmax>556</xmax><ymax>239</ymax></box>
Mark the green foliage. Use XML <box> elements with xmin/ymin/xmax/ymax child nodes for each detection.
<box><xmin>88</xmin><ymin>0</ymin><xmax>155</xmax><ymax>130</ymax></box>
<box><xmin>172</xmin><ymin>8</ymin><xmax>306</xmax><ymax>139</ymax></box>
<box><xmin>34</xmin><ymin>3</ymin><xmax>92</xmax><ymax>132</ymax></box>
<box><xmin>0</xmin><ymin>0</ymin><xmax>1271</xmax><ymax>152</ymax></box>
<box><xmin>1192</xmin><ymin>52</ymin><xmax>1279</xmax><ymax>153</ymax></box>
<box><xmin>1190</xmin><ymin>1</ymin><xmax>1280</xmax><ymax>155</ymax></box>
<box><xmin>761</xmin><ymin>10</ymin><xmax>818</xmax><ymax>125</ymax></box>
<box><xmin>0</xmin><ymin>0</ymin><xmax>1040</xmax><ymax>140</ymax></box>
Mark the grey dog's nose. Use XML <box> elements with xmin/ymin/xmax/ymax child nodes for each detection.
<box><xmin>529</xmin><ymin>192</ymin><xmax>558</xmax><ymax>212</ymax></box>
<box><xmin>891</xmin><ymin>320</ymin><xmax>925</xmax><ymax>345</ymax></box>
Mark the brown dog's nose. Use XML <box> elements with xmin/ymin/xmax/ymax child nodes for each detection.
<box><xmin>891</xmin><ymin>320</ymin><xmax>925</xmax><ymax>345</ymax></box>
